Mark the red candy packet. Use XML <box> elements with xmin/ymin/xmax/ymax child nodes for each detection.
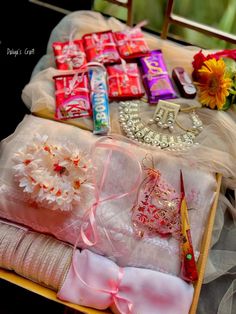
<box><xmin>82</xmin><ymin>30</ymin><xmax>121</xmax><ymax>65</ymax></box>
<box><xmin>54</xmin><ymin>73</ymin><xmax>92</xmax><ymax>120</ymax></box>
<box><xmin>52</xmin><ymin>40</ymin><xmax>87</xmax><ymax>70</ymax></box>
<box><xmin>107</xmin><ymin>63</ymin><xmax>144</xmax><ymax>100</ymax></box>
<box><xmin>113</xmin><ymin>28</ymin><xmax>150</xmax><ymax>60</ymax></box>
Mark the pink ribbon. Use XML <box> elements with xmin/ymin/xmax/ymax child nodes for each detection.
<box><xmin>85</xmin><ymin>32</ymin><xmax>116</xmax><ymax>52</ymax></box>
<box><xmin>72</xmin><ymin>251</ymin><xmax>133</xmax><ymax>314</ymax></box>
<box><xmin>56</xmin><ymin>45</ymin><xmax>85</xmax><ymax>67</ymax></box>
<box><xmin>55</xmin><ymin>62</ymin><xmax>106</xmax><ymax>96</ymax></box>
<box><xmin>80</xmin><ymin>135</ymin><xmax>143</xmax><ymax>247</ymax></box>
<box><xmin>116</xmin><ymin>20</ymin><xmax>148</xmax><ymax>47</ymax></box>
<box><xmin>58</xmin><ymin>134</ymin><xmax>143</xmax><ymax>313</ymax></box>
<box><xmin>68</xmin><ymin>136</ymin><xmax>143</xmax><ymax>314</ymax></box>
<box><xmin>56</xmin><ymin>30</ymin><xmax>86</xmax><ymax>67</ymax></box>
<box><xmin>58</xmin><ymin>135</ymin><xmax>143</xmax><ymax>246</ymax></box>
<box><xmin>108</xmin><ymin>59</ymin><xmax>140</xmax><ymax>88</ymax></box>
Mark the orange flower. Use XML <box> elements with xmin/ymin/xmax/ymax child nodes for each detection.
<box><xmin>197</xmin><ymin>58</ymin><xmax>232</xmax><ymax>109</ymax></box>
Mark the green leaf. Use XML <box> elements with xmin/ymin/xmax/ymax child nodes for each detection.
<box><xmin>231</xmin><ymin>94</ymin><xmax>236</xmax><ymax>106</ymax></box>
<box><xmin>223</xmin><ymin>58</ymin><xmax>236</xmax><ymax>78</ymax></box>
<box><xmin>218</xmin><ymin>0</ymin><xmax>235</xmax><ymax>34</ymax></box>
<box><xmin>232</xmin><ymin>80</ymin><xmax>236</xmax><ymax>89</ymax></box>
<box><xmin>221</xmin><ymin>97</ymin><xmax>232</xmax><ymax>111</ymax></box>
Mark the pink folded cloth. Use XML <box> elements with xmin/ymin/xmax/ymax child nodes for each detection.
<box><xmin>57</xmin><ymin>249</ymin><xmax>194</xmax><ymax>314</ymax></box>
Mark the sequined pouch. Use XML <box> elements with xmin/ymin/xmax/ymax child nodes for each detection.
<box><xmin>132</xmin><ymin>155</ymin><xmax>180</xmax><ymax>239</ymax></box>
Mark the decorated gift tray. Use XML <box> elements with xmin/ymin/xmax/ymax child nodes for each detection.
<box><xmin>1</xmin><ymin>9</ymin><xmax>236</xmax><ymax>314</ymax></box>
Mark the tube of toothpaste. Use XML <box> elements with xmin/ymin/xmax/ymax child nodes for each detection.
<box><xmin>89</xmin><ymin>67</ymin><xmax>110</xmax><ymax>135</ymax></box>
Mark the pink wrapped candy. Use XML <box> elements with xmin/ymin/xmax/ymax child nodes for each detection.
<box><xmin>52</xmin><ymin>40</ymin><xmax>86</xmax><ymax>70</ymax></box>
<box><xmin>82</xmin><ymin>31</ymin><xmax>121</xmax><ymax>65</ymax></box>
<box><xmin>107</xmin><ymin>63</ymin><xmax>144</xmax><ymax>100</ymax></box>
<box><xmin>54</xmin><ymin>73</ymin><xmax>92</xmax><ymax>120</ymax></box>
<box><xmin>140</xmin><ymin>50</ymin><xmax>177</xmax><ymax>104</ymax></box>
<box><xmin>113</xmin><ymin>28</ymin><xmax>150</xmax><ymax>60</ymax></box>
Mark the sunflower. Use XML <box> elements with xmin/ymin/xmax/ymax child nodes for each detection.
<box><xmin>197</xmin><ymin>58</ymin><xmax>232</xmax><ymax>109</ymax></box>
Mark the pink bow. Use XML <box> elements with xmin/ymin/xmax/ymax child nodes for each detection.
<box><xmin>57</xmin><ymin>249</ymin><xmax>194</xmax><ymax>314</ymax></box>
<box><xmin>116</xmin><ymin>20</ymin><xmax>148</xmax><ymax>47</ymax></box>
<box><xmin>108</xmin><ymin>60</ymin><xmax>140</xmax><ymax>89</ymax></box>
<box><xmin>85</xmin><ymin>32</ymin><xmax>116</xmax><ymax>51</ymax></box>
<box><xmin>56</xmin><ymin>30</ymin><xmax>85</xmax><ymax>68</ymax></box>
<box><xmin>56</xmin><ymin>44</ymin><xmax>85</xmax><ymax>67</ymax></box>
<box><xmin>55</xmin><ymin>62</ymin><xmax>106</xmax><ymax>96</ymax></box>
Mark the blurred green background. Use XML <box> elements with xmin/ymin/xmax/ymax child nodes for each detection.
<box><xmin>94</xmin><ymin>0</ymin><xmax>236</xmax><ymax>49</ymax></box>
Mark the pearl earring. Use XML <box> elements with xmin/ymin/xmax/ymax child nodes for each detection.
<box><xmin>151</xmin><ymin>100</ymin><xmax>180</xmax><ymax>132</ymax></box>
<box><xmin>119</xmin><ymin>100</ymin><xmax>203</xmax><ymax>150</ymax></box>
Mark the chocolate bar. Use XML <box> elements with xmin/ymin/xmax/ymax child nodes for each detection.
<box><xmin>140</xmin><ymin>50</ymin><xmax>177</xmax><ymax>104</ymax></box>
<box><xmin>89</xmin><ymin>67</ymin><xmax>110</xmax><ymax>135</ymax></box>
<box><xmin>54</xmin><ymin>73</ymin><xmax>92</xmax><ymax>120</ymax></box>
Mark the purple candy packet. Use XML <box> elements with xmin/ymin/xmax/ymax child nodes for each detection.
<box><xmin>140</xmin><ymin>50</ymin><xmax>177</xmax><ymax>104</ymax></box>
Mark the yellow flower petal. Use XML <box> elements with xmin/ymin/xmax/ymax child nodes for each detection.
<box><xmin>197</xmin><ymin>58</ymin><xmax>232</xmax><ymax>109</ymax></box>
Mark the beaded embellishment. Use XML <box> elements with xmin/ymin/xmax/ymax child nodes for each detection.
<box><xmin>119</xmin><ymin>100</ymin><xmax>203</xmax><ymax>150</ymax></box>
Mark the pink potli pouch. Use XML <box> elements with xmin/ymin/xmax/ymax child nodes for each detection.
<box><xmin>131</xmin><ymin>154</ymin><xmax>181</xmax><ymax>239</ymax></box>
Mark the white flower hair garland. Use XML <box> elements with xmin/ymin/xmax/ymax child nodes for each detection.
<box><xmin>13</xmin><ymin>134</ymin><xmax>94</xmax><ymax>211</ymax></box>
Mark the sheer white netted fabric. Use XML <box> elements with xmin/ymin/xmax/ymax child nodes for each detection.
<box><xmin>0</xmin><ymin>115</ymin><xmax>216</xmax><ymax>278</ymax></box>
<box><xmin>17</xmin><ymin>10</ymin><xmax>236</xmax><ymax>313</ymax></box>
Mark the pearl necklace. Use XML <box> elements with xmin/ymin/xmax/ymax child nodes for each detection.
<box><xmin>118</xmin><ymin>100</ymin><xmax>203</xmax><ymax>150</ymax></box>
